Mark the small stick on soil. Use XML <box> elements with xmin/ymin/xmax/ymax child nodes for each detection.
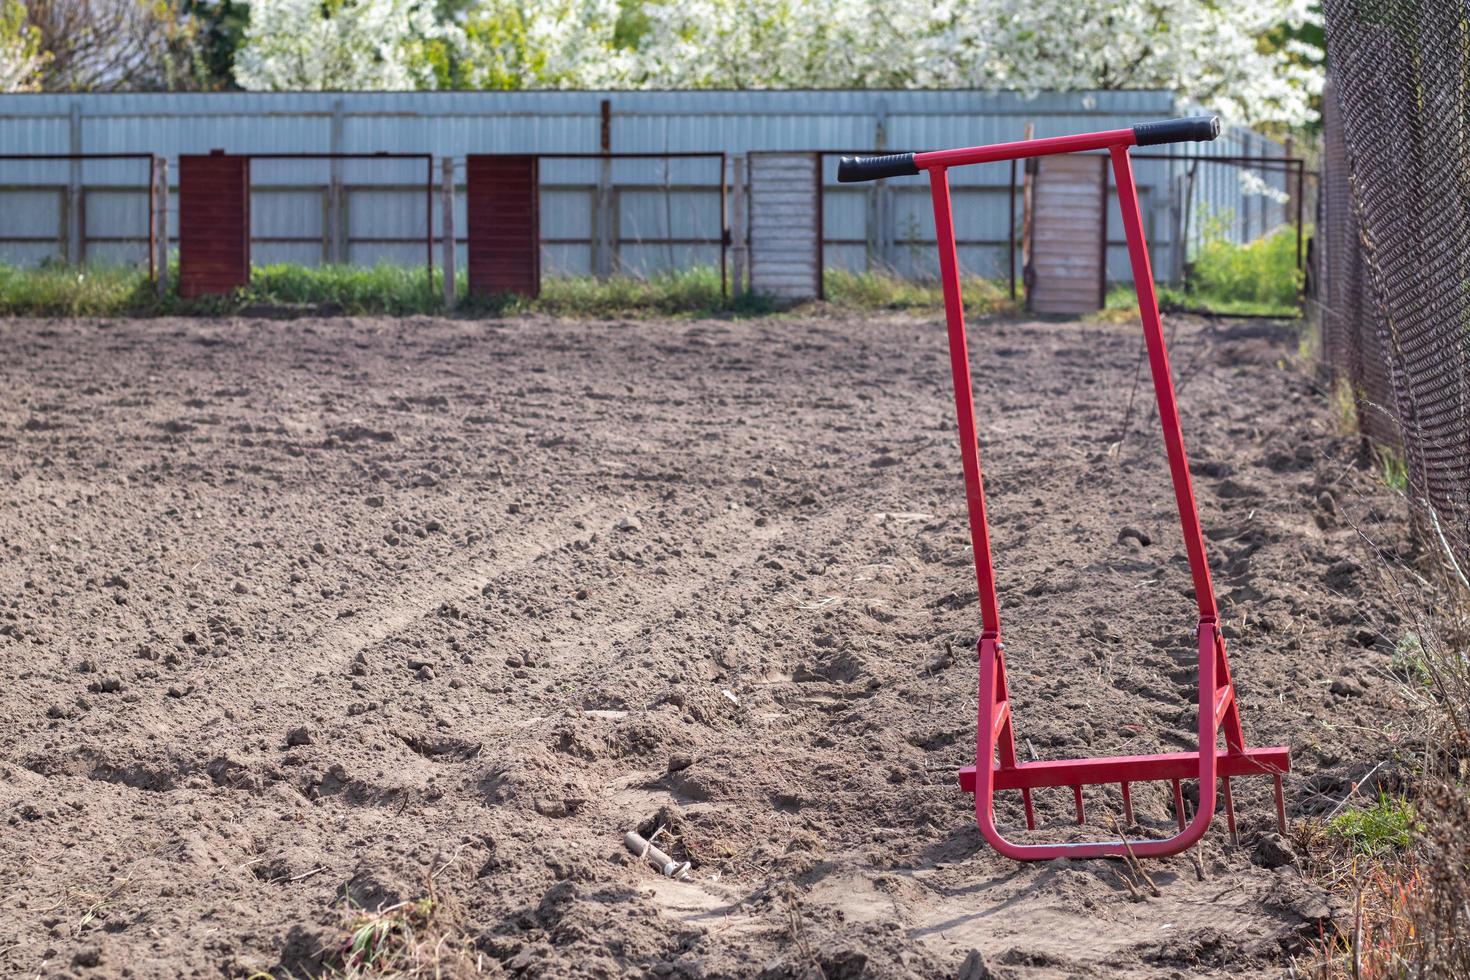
<box><xmin>1191</xmin><ymin>847</ymin><xmax>1210</xmax><ymax>882</ymax></box>
<box><xmin>1324</xmin><ymin>760</ymin><xmax>1386</xmax><ymax>821</ymax></box>
<box><xmin>1112</xmin><ymin>335</ymin><xmax>1148</xmax><ymax>453</ymax></box>
<box><xmin>431</xmin><ymin>842</ymin><xmax>473</xmax><ymax>880</ymax></box>
<box><xmin>1110</xmin><ymin>816</ymin><xmax>1160</xmax><ymax>898</ymax></box>
<box><xmin>783</xmin><ymin>886</ymin><xmax>825</xmax><ymax>978</ymax></box>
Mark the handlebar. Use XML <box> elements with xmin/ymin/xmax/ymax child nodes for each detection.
<box><xmin>836</xmin><ymin>116</ymin><xmax>1220</xmax><ymax>182</ymax></box>
<box><xmin>837</xmin><ymin>152</ymin><xmax>918</xmax><ymax>183</ymax></box>
<box><xmin>1132</xmin><ymin>115</ymin><xmax>1220</xmax><ymax>147</ymax></box>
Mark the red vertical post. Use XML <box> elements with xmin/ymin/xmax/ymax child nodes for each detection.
<box><xmin>466</xmin><ymin>154</ymin><xmax>540</xmax><ymax>298</ymax></box>
<box><xmin>1109</xmin><ymin>145</ymin><xmax>1217</xmax><ymax>623</ymax></box>
<box><xmin>928</xmin><ymin>167</ymin><xmax>1001</xmax><ymax>636</ymax></box>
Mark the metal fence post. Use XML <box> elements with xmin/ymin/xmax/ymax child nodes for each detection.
<box><xmin>68</xmin><ymin>102</ymin><xmax>82</xmax><ymax>265</ymax></box>
<box><xmin>730</xmin><ymin>155</ymin><xmax>747</xmax><ymax>298</ymax></box>
<box><xmin>594</xmin><ymin>99</ymin><xmax>614</xmax><ymax>278</ymax></box>
<box><xmin>441</xmin><ymin>157</ymin><xmax>456</xmax><ymax>308</ymax></box>
<box><xmin>155</xmin><ymin>157</ymin><xmax>169</xmax><ymax>299</ymax></box>
<box><xmin>330</xmin><ymin>99</ymin><xmax>345</xmax><ymax>264</ymax></box>
<box><xmin>871</xmin><ymin>100</ymin><xmax>888</xmax><ymax>272</ymax></box>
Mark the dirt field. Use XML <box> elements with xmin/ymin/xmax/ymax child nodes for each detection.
<box><xmin>0</xmin><ymin>311</ymin><xmax>1414</xmax><ymax>979</ymax></box>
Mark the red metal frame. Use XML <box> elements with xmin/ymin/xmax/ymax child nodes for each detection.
<box><xmin>920</xmin><ymin>128</ymin><xmax>1289</xmax><ymax>860</ymax></box>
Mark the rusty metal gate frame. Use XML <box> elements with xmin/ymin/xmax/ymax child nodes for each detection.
<box><xmin>239</xmin><ymin>152</ymin><xmax>435</xmax><ymax>293</ymax></box>
<box><xmin>819</xmin><ymin>148</ymin><xmax>1021</xmax><ymax>300</ymax></box>
<box><xmin>1014</xmin><ymin>152</ymin><xmax>1311</xmax><ymax>304</ymax></box>
<box><xmin>0</xmin><ymin>153</ymin><xmax>159</xmax><ymax>278</ymax></box>
<box><xmin>537</xmin><ymin>152</ymin><xmax>729</xmax><ymax>298</ymax></box>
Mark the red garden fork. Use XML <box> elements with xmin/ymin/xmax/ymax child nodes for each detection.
<box><xmin>838</xmin><ymin>117</ymin><xmax>1289</xmax><ymax>860</ymax></box>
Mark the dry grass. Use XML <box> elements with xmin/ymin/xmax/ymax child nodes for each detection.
<box><xmin>320</xmin><ymin>867</ymin><xmax>483</xmax><ymax>979</ymax></box>
<box><xmin>1298</xmin><ymin>513</ymin><xmax>1470</xmax><ymax>977</ymax></box>
<box><xmin>1307</xmin><ymin>780</ymin><xmax>1470</xmax><ymax>979</ymax></box>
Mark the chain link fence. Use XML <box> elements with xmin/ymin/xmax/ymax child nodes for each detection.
<box><xmin>1318</xmin><ymin>0</ymin><xmax>1470</xmax><ymax>583</ymax></box>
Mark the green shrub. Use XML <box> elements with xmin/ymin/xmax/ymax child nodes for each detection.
<box><xmin>1176</xmin><ymin>215</ymin><xmax>1305</xmax><ymax>315</ymax></box>
<box><xmin>1189</xmin><ymin>222</ymin><xmax>1302</xmax><ymax>311</ymax></box>
<box><xmin>1098</xmin><ymin>225</ymin><xmax>1303</xmax><ymax>319</ymax></box>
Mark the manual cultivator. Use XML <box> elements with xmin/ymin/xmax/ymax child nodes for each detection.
<box><xmin>838</xmin><ymin>118</ymin><xmax>1289</xmax><ymax>861</ymax></box>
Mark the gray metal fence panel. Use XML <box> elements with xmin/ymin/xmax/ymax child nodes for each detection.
<box><xmin>0</xmin><ymin>90</ymin><xmax>1286</xmax><ymax>282</ymax></box>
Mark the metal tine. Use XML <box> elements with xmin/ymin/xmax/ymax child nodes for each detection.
<box><xmin>1121</xmin><ymin>782</ymin><xmax>1133</xmax><ymax>826</ymax></box>
<box><xmin>1172</xmin><ymin>779</ymin><xmax>1186</xmax><ymax>831</ymax></box>
<box><xmin>1073</xmin><ymin>786</ymin><xmax>1085</xmax><ymax>825</ymax></box>
<box><xmin>1273</xmin><ymin>774</ymin><xmax>1287</xmax><ymax>834</ymax></box>
<box><xmin>1022</xmin><ymin>789</ymin><xmax>1036</xmax><ymax>830</ymax></box>
<box><xmin>1223</xmin><ymin>777</ymin><xmax>1238</xmax><ymax>843</ymax></box>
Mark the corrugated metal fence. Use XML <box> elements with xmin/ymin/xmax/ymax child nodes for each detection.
<box><xmin>0</xmin><ymin>90</ymin><xmax>1290</xmax><ymax>283</ymax></box>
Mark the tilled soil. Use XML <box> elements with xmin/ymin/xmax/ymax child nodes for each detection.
<box><xmin>0</xmin><ymin>313</ymin><xmax>1415</xmax><ymax>979</ymax></box>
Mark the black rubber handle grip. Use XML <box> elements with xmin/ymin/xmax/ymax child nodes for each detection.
<box><xmin>837</xmin><ymin>152</ymin><xmax>919</xmax><ymax>182</ymax></box>
<box><xmin>1132</xmin><ymin>115</ymin><xmax>1221</xmax><ymax>147</ymax></box>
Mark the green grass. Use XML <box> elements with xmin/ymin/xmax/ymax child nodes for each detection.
<box><xmin>1188</xmin><ymin>223</ymin><xmax>1303</xmax><ymax>311</ymax></box>
<box><xmin>0</xmin><ymin>261</ymin><xmax>1023</xmax><ymax>320</ymax></box>
<box><xmin>1329</xmin><ymin>792</ymin><xmax>1417</xmax><ymax>855</ymax></box>
<box><xmin>241</xmin><ymin>263</ymin><xmax>443</xmax><ymax>315</ymax></box>
<box><xmin>0</xmin><ymin>263</ymin><xmax>161</xmax><ymax>316</ymax></box>
<box><xmin>1375</xmin><ymin>445</ymin><xmax>1410</xmax><ymax>492</ymax></box>
<box><xmin>0</xmin><ymin>262</ymin><xmax>749</xmax><ymax>318</ymax></box>
<box><xmin>321</xmin><ymin>895</ymin><xmax>477</xmax><ymax>979</ymax></box>
<box><xmin>468</xmin><ymin>265</ymin><xmax>774</xmax><ymax>317</ymax></box>
<box><xmin>0</xmin><ymin>261</ymin><xmax>445</xmax><ymax>318</ymax></box>
<box><xmin>822</xmin><ymin>268</ymin><xmax>1014</xmax><ymax>316</ymax></box>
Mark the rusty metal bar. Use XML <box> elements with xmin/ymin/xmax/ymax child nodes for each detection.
<box><xmin>1008</xmin><ymin>159</ymin><xmax>1017</xmax><ymax>300</ymax></box>
<box><xmin>148</xmin><ymin>155</ymin><xmax>157</xmax><ymax>282</ymax></box>
<box><xmin>720</xmin><ymin>152</ymin><xmax>728</xmax><ymax>300</ymax></box>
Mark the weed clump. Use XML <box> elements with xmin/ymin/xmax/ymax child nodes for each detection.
<box><xmin>1327</xmin><ymin>793</ymin><xmax>1416</xmax><ymax>855</ymax></box>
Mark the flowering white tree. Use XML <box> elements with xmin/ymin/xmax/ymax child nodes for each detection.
<box><xmin>231</xmin><ymin>0</ymin><xmax>1322</xmax><ymax>128</ymax></box>
<box><xmin>457</xmin><ymin>0</ymin><xmax>631</xmax><ymax>89</ymax></box>
<box><xmin>0</xmin><ymin>0</ymin><xmax>49</xmax><ymax>92</ymax></box>
<box><xmin>234</xmin><ymin>0</ymin><xmax>450</xmax><ymax>90</ymax></box>
<box><xmin>629</xmin><ymin>0</ymin><xmax>961</xmax><ymax>90</ymax></box>
<box><xmin>955</xmin><ymin>0</ymin><xmax>1323</xmax><ymax>127</ymax></box>
<box><xmin>628</xmin><ymin>0</ymin><xmax>1322</xmax><ymax>127</ymax></box>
